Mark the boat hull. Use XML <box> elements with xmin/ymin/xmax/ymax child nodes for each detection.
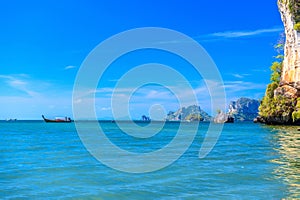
<box><xmin>42</xmin><ymin>115</ymin><xmax>72</xmax><ymax>123</ymax></box>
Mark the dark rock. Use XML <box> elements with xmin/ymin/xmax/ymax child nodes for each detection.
<box><xmin>279</xmin><ymin>80</ymin><xmax>289</xmax><ymax>87</ymax></box>
<box><xmin>294</xmin><ymin>81</ymin><xmax>300</xmax><ymax>90</ymax></box>
<box><xmin>274</xmin><ymin>85</ymin><xmax>299</xmax><ymax>98</ymax></box>
<box><xmin>253</xmin><ymin>116</ymin><xmax>265</xmax><ymax>123</ymax></box>
<box><xmin>262</xmin><ymin>115</ymin><xmax>293</xmax><ymax>125</ymax></box>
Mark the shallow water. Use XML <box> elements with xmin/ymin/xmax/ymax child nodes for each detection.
<box><xmin>0</xmin><ymin>121</ymin><xmax>299</xmax><ymax>199</ymax></box>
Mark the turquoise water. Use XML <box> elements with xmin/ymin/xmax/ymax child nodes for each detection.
<box><xmin>1</xmin><ymin>121</ymin><xmax>299</xmax><ymax>199</ymax></box>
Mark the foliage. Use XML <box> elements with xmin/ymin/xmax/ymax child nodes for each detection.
<box><xmin>294</xmin><ymin>22</ymin><xmax>300</xmax><ymax>31</ymax></box>
<box><xmin>260</xmin><ymin>0</ymin><xmax>300</xmax><ymax>124</ymax></box>
<box><xmin>266</xmin><ymin>38</ymin><xmax>283</xmax><ymax>85</ymax></box>
<box><xmin>288</xmin><ymin>0</ymin><xmax>300</xmax><ymax>23</ymax></box>
<box><xmin>292</xmin><ymin>110</ymin><xmax>300</xmax><ymax>121</ymax></box>
<box><xmin>292</xmin><ymin>97</ymin><xmax>300</xmax><ymax>122</ymax></box>
<box><xmin>270</xmin><ymin>62</ymin><xmax>283</xmax><ymax>83</ymax></box>
<box><xmin>274</xmin><ymin>43</ymin><xmax>284</xmax><ymax>50</ymax></box>
<box><xmin>185</xmin><ymin>113</ymin><xmax>203</xmax><ymax>121</ymax></box>
<box><xmin>258</xmin><ymin>36</ymin><xmax>286</xmax><ymax>122</ymax></box>
<box><xmin>259</xmin><ymin>95</ymin><xmax>296</xmax><ymax>120</ymax></box>
<box><xmin>266</xmin><ymin>82</ymin><xmax>279</xmax><ymax>99</ymax></box>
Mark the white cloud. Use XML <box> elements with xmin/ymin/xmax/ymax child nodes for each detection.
<box><xmin>222</xmin><ymin>81</ymin><xmax>267</xmax><ymax>101</ymax></box>
<box><xmin>209</xmin><ymin>27</ymin><xmax>283</xmax><ymax>38</ymax></box>
<box><xmin>64</xmin><ymin>65</ymin><xmax>76</xmax><ymax>70</ymax></box>
<box><xmin>0</xmin><ymin>75</ymin><xmax>12</xmax><ymax>79</ymax></box>
<box><xmin>224</xmin><ymin>81</ymin><xmax>266</xmax><ymax>90</ymax></box>
<box><xmin>230</xmin><ymin>73</ymin><xmax>250</xmax><ymax>79</ymax></box>
<box><xmin>232</xmin><ymin>74</ymin><xmax>244</xmax><ymax>79</ymax></box>
<box><xmin>152</xmin><ymin>27</ymin><xmax>284</xmax><ymax>45</ymax></box>
<box><xmin>9</xmin><ymin>79</ymin><xmax>27</xmax><ymax>86</ymax></box>
<box><xmin>0</xmin><ymin>74</ymin><xmax>39</xmax><ymax>97</ymax></box>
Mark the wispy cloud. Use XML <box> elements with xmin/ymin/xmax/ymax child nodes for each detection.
<box><xmin>0</xmin><ymin>74</ymin><xmax>39</xmax><ymax>97</ymax></box>
<box><xmin>208</xmin><ymin>27</ymin><xmax>283</xmax><ymax>39</ymax></box>
<box><xmin>252</xmin><ymin>68</ymin><xmax>268</xmax><ymax>73</ymax></box>
<box><xmin>223</xmin><ymin>81</ymin><xmax>267</xmax><ymax>93</ymax></box>
<box><xmin>154</xmin><ymin>27</ymin><xmax>284</xmax><ymax>45</ymax></box>
<box><xmin>0</xmin><ymin>74</ymin><xmax>77</xmax><ymax>119</ymax></box>
<box><xmin>64</xmin><ymin>65</ymin><xmax>76</xmax><ymax>70</ymax></box>
<box><xmin>230</xmin><ymin>73</ymin><xmax>250</xmax><ymax>79</ymax></box>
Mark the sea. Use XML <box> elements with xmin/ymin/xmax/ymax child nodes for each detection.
<box><xmin>1</xmin><ymin>121</ymin><xmax>299</xmax><ymax>199</ymax></box>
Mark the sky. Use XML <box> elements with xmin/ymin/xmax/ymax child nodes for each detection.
<box><xmin>0</xmin><ymin>0</ymin><xmax>284</xmax><ymax>120</ymax></box>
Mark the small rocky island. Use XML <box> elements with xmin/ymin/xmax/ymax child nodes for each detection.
<box><xmin>214</xmin><ymin>110</ymin><xmax>234</xmax><ymax>123</ymax></box>
<box><xmin>166</xmin><ymin>105</ymin><xmax>212</xmax><ymax>122</ymax></box>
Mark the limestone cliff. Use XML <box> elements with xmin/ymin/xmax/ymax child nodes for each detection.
<box><xmin>258</xmin><ymin>1</ymin><xmax>300</xmax><ymax>124</ymax></box>
<box><xmin>276</xmin><ymin>0</ymin><xmax>300</xmax><ymax>97</ymax></box>
<box><xmin>228</xmin><ymin>98</ymin><xmax>260</xmax><ymax>121</ymax></box>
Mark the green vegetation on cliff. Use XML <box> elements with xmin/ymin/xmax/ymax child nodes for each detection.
<box><xmin>270</xmin><ymin>61</ymin><xmax>283</xmax><ymax>83</ymax></box>
<box><xmin>185</xmin><ymin>113</ymin><xmax>203</xmax><ymax>121</ymax></box>
<box><xmin>259</xmin><ymin>94</ymin><xmax>296</xmax><ymax>124</ymax></box>
<box><xmin>285</xmin><ymin>0</ymin><xmax>300</xmax><ymax>30</ymax></box>
<box><xmin>258</xmin><ymin>39</ymin><xmax>297</xmax><ymax>124</ymax></box>
<box><xmin>259</xmin><ymin>35</ymin><xmax>300</xmax><ymax>124</ymax></box>
<box><xmin>294</xmin><ymin>22</ymin><xmax>300</xmax><ymax>31</ymax></box>
<box><xmin>292</xmin><ymin>97</ymin><xmax>300</xmax><ymax>121</ymax></box>
<box><xmin>260</xmin><ymin>1</ymin><xmax>300</xmax><ymax>124</ymax></box>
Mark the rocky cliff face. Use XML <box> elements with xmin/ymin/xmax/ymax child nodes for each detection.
<box><xmin>258</xmin><ymin>1</ymin><xmax>300</xmax><ymax>124</ymax></box>
<box><xmin>228</xmin><ymin>98</ymin><xmax>260</xmax><ymax>121</ymax></box>
<box><xmin>276</xmin><ymin>0</ymin><xmax>300</xmax><ymax>97</ymax></box>
<box><xmin>166</xmin><ymin>105</ymin><xmax>212</xmax><ymax>122</ymax></box>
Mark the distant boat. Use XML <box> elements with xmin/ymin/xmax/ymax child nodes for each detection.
<box><xmin>42</xmin><ymin>115</ymin><xmax>72</xmax><ymax>123</ymax></box>
<box><xmin>6</xmin><ymin>118</ymin><xmax>17</xmax><ymax>122</ymax></box>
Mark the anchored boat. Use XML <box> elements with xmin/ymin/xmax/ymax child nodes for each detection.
<box><xmin>42</xmin><ymin>115</ymin><xmax>72</xmax><ymax>123</ymax></box>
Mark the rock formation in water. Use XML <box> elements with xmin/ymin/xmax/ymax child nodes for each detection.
<box><xmin>213</xmin><ymin>110</ymin><xmax>231</xmax><ymax>123</ymax></box>
<box><xmin>141</xmin><ymin>115</ymin><xmax>150</xmax><ymax>121</ymax></box>
<box><xmin>228</xmin><ymin>98</ymin><xmax>260</xmax><ymax>121</ymax></box>
<box><xmin>166</xmin><ymin>105</ymin><xmax>212</xmax><ymax>122</ymax></box>
<box><xmin>258</xmin><ymin>0</ymin><xmax>300</xmax><ymax>124</ymax></box>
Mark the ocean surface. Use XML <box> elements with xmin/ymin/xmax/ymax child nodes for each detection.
<box><xmin>1</xmin><ymin>121</ymin><xmax>299</xmax><ymax>199</ymax></box>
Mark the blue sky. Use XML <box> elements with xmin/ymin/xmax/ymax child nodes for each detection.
<box><xmin>0</xmin><ymin>0</ymin><xmax>284</xmax><ymax>119</ymax></box>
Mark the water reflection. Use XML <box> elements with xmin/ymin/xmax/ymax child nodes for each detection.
<box><xmin>269</xmin><ymin>126</ymin><xmax>300</xmax><ymax>199</ymax></box>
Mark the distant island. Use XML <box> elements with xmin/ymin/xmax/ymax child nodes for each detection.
<box><xmin>228</xmin><ymin>98</ymin><xmax>260</xmax><ymax>121</ymax></box>
<box><xmin>165</xmin><ymin>97</ymin><xmax>260</xmax><ymax>123</ymax></box>
<box><xmin>214</xmin><ymin>97</ymin><xmax>259</xmax><ymax>123</ymax></box>
<box><xmin>166</xmin><ymin>105</ymin><xmax>212</xmax><ymax>122</ymax></box>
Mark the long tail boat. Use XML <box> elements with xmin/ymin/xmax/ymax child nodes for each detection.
<box><xmin>42</xmin><ymin>115</ymin><xmax>72</xmax><ymax>123</ymax></box>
